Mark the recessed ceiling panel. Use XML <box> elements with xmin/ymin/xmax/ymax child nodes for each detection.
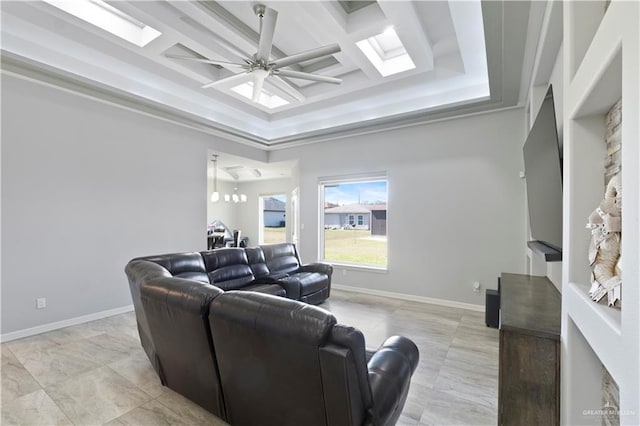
<box><xmin>0</xmin><ymin>0</ymin><xmax>532</xmax><ymax>146</ymax></box>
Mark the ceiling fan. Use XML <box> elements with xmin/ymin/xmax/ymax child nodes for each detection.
<box><xmin>167</xmin><ymin>4</ymin><xmax>342</xmax><ymax>103</ymax></box>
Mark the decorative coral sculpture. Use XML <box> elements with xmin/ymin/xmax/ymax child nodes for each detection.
<box><xmin>587</xmin><ymin>174</ymin><xmax>622</xmax><ymax>307</ymax></box>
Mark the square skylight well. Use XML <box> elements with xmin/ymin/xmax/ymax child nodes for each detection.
<box><xmin>356</xmin><ymin>27</ymin><xmax>416</xmax><ymax>77</ymax></box>
<box><xmin>231</xmin><ymin>82</ymin><xmax>290</xmax><ymax>109</ymax></box>
<box><xmin>42</xmin><ymin>0</ymin><xmax>161</xmax><ymax>47</ymax></box>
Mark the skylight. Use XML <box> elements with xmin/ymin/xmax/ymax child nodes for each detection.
<box><xmin>356</xmin><ymin>27</ymin><xmax>416</xmax><ymax>77</ymax></box>
<box><xmin>42</xmin><ymin>0</ymin><xmax>161</xmax><ymax>47</ymax></box>
<box><xmin>231</xmin><ymin>83</ymin><xmax>290</xmax><ymax>109</ymax></box>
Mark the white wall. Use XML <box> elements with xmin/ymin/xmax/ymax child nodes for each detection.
<box><xmin>0</xmin><ymin>74</ymin><xmax>266</xmax><ymax>336</ymax></box>
<box><xmin>271</xmin><ymin>108</ymin><xmax>527</xmax><ymax>305</ymax></box>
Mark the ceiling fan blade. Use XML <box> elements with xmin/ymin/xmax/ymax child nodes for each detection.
<box><xmin>275</xmin><ymin>69</ymin><xmax>342</xmax><ymax>84</ymax></box>
<box><xmin>256</xmin><ymin>7</ymin><xmax>278</xmax><ymax>63</ymax></box>
<box><xmin>201</xmin><ymin>72</ymin><xmax>250</xmax><ymax>89</ymax></box>
<box><xmin>270</xmin><ymin>43</ymin><xmax>341</xmax><ymax>69</ymax></box>
<box><xmin>252</xmin><ymin>70</ymin><xmax>268</xmax><ymax>102</ymax></box>
<box><xmin>166</xmin><ymin>54</ymin><xmax>249</xmax><ymax>69</ymax></box>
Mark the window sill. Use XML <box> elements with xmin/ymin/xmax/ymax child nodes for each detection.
<box><xmin>328</xmin><ymin>263</ymin><xmax>388</xmax><ymax>274</ymax></box>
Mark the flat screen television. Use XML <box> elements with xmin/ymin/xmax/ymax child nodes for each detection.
<box><xmin>523</xmin><ymin>85</ymin><xmax>563</xmax><ymax>254</ymax></box>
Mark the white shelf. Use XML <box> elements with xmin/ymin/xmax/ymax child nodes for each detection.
<box><xmin>565</xmin><ymin>282</ymin><xmax>622</xmax><ymax>380</ymax></box>
<box><xmin>567</xmin><ymin>3</ymin><xmax>622</xmax><ymax>119</ymax></box>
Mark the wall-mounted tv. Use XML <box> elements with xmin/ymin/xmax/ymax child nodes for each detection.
<box><xmin>523</xmin><ymin>85</ymin><xmax>563</xmax><ymax>254</ymax></box>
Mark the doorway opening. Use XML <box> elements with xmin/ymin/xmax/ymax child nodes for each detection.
<box><xmin>259</xmin><ymin>193</ymin><xmax>287</xmax><ymax>245</ymax></box>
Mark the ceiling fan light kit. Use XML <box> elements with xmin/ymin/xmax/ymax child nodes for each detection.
<box><xmin>169</xmin><ymin>4</ymin><xmax>342</xmax><ymax>106</ymax></box>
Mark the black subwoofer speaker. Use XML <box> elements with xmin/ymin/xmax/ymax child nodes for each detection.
<box><xmin>485</xmin><ymin>289</ymin><xmax>500</xmax><ymax>328</ymax></box>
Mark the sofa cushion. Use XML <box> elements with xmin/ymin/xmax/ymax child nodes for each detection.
<box><xmin>261</xmin><ymin>243</ymin><xmax>301</xmax><ymax>275</ymax></box>
<box><xmin>245</xmin><ymin>247</ymin><xmax>270</xmax><ymax>278</ymax></box>
<box><xmin>201</xmin><ymin>248</ymin><xmax>255</xmax><ymax>291</ymax></box>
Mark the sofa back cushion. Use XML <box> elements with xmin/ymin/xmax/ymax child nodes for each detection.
<box><xmin>261</xmin><ymin>243</ymin><xmax>301</xmax><ymax>275</ymax></box>
<box><xmin>245</xmin><ymin>247</ymin><xmax>270</xmax><ymax>278</ymax></box>
<box><xmin>141</xmin><ymin>277</ymin><xmax>225</xmax><ymax>418</ymax></box>
<box><xmin>201</xmin><ymin>248</ymin><xmax>255</xmax><ymax>290</ymax></box>
<box><xmin>209</xmin><ymin>291</ymin><xmax>336</xmax><ymax>426</ymax></box>
<box><xmin>132</xmin><ymin>252</ymin><xmax>208</xmax><ymax>283</ymax></box>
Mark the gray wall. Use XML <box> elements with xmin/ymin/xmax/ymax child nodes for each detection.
<box><xmin>1</xmin><ymin>71</ymin><xmax>527</xmax><ymax>335</ymax></box>
<box><xmin>271</xmin><ymin>108</ymin><xmax>527</xmax><ymax>305</ymax></box>
<box><xmin>0</xmin><ymin>74</ymin><xmax>265</xmax><ymax>335</ymax></box>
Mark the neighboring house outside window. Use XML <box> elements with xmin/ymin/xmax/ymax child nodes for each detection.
<box><xmin>263</xmin><ymin>197</ymin><xmax>286</xmax><ymax>227</ymax></box>
<box><xmin>320</xmin><ymin>176</ymin><xmax>387</xmax><ymax>268</ymax></box>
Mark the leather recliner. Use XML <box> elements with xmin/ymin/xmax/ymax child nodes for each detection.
<box><xmin>140</xmin><ymin>274</ymin><xmax>226</xmax><ymax>418</ymax></box>
<box><xmin>254</xmin><ymin>243</ymin><xmax>333</xmax><ymax>304</ymax></box>
<box><xmin>209</xmin><ymin>291</ymin><xmax>419</xmax><ymax>426</ymax></box>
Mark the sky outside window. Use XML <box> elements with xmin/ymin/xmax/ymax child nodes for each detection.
<box><xmin>324</xmin><ymin>181</ymin><xmax>387</xmax><ymax>205</ymax></box>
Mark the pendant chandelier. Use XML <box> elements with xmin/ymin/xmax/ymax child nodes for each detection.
<box><xmin>210</xmin><ymin>155</ymin><xmax>247</xmax><ymax>203</ymax></box>
<box><xmin>210</xmin><ymin>155</ymin><xmax>221</xmax><ymax>202</ymax></box>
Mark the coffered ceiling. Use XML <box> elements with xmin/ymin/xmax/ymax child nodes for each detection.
<box><xmin>1</xmin><ymin>1</ymin><xmax>536</xmax><ymax>149</ymax></box>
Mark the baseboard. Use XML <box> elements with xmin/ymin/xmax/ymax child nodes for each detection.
<box><xmin>0</xmin><ymin>305</ymin><xmax>134</xmax><ymax>343</ymax></box>
<box><xmin>331</xmin><ymin>284</ymin><xmax>484</xmax><ymax>312</ymax></box>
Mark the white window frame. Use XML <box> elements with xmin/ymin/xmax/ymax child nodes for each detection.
<box><xmin>319</xmin><ymin>172</ymin><xmax>388</xmax><ymax>270</ymax></box>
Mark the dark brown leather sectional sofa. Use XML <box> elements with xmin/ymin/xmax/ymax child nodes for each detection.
<box><xmin>125</xmin><ymin>243</ymin><xmax>419</xmax><ymax>425</ymax></box>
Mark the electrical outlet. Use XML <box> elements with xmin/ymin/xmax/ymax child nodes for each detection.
<box><xmin>36</xmin><ymin>297</ymin><xmax>46</xmax><ymax>309</ymax></box>
<box><xmin>473</xmin><ymin>282</ymin><xmax>481</xmax><ymax>292</ymax></box>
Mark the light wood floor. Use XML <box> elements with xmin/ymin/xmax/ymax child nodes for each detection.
<box><xmin>1</xmin><ymin>289</ymin><xmax>499</xmax><ymax>425</ymax></box>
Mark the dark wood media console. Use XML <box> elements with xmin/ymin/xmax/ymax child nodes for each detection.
<box><xmin>498</xmin><ymin>273</ymin><xmax>561</xmax><ymax>426</ymax></box>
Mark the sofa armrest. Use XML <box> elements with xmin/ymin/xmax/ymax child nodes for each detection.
<box><xmin>253</xmin><ymin>275</ymin><xmax>303</xmax><ymax>299</ymax></box>
<box><xmin>299</xmin><ymin>262</ymin><xmax>333</xmax><ymax>277</ymax></box>
<box><xmin>367</xmin><ymin>336</ymin><xmax>419</xmax><ymax>426</ymax></box>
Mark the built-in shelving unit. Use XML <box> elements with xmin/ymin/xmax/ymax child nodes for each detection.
<box><xmin>562</xmin><ymin>1</ymin><xmax>639</xmax><ymax>425</ymax></box>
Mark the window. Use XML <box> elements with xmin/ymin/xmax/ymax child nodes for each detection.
<box><xmin>320</xmin><ymin>175</ymin><xmax>387</xmax><ymax>268</ymax></box>
<box><xmin>43</xmin><ymin>0</ymin><xmax>161</xmax><ymax>47</ymax></box>
<box><xmin>356</xmin><ymin>27</ymin><xmax>416</xmax><ymax>77</ymax></box>
<box><xmin>231</xmin><ymin>82</ymin><xmax>289</xmax><ymax>109</ymax></box>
